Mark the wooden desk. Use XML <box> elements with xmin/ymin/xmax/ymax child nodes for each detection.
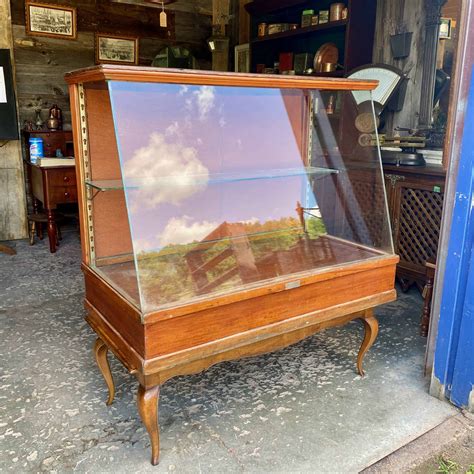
<box><xmin>23</xmin><ymin>130</ymin><xmax>77</xmax><ymax>253</ymax></box>
<box><xmin>28</xmin><ymin>163</ymin><xmax>77</xmax><ymax>253</ymax></box>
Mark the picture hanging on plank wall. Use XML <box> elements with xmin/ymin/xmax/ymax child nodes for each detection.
<box><xmin>25</xmin><ymin>1</ymin><xmax>77</xmax><ymax>40</ymax></box>
<box><xmin>95</xmin><ymin>34</ymin><xmax>139</xmax><ymax>66</ymax></box>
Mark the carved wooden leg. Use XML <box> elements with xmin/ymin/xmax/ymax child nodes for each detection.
<box><xmin>93</xmin><ymin>338</ymin><xmax>115</xmax><ymax>406</ymax></box>
<box><xmin>46</xmin><ymin>209</ymin><xmax>57</xmax><ymax>253</ymax></box>
<box><xmin>32</xmin><ymin>198</ymin><xmax>43</xmax><ymax>239</ymax></box>
<box><xmin>357</xmin><ymin>311</ymin><xmax>379</xmax><ymax>377</ymax></box>
<box><xmin>33</xmin><ymin>197</ymin><xmax>39</xmax><ymax>214</ymax></box>
<box><xmin>420</xmin><ymin>272</ymin><xmax>435</xmax><ymax>337</ymax></box>
<box><xmin>29</xmin><ymin>221</ymin><xmax>36</xmax><ymax>245</ymax></box>
<box><xmin>137</xmin><ymin>385</ymin><xmax>160</xmax><ymax>466</ymax></box>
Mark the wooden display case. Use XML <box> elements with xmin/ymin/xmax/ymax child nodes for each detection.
<box><xmin>65</xmin><ymin>65</ymin><xmax>398</xmax><ymax>464</ymax></box>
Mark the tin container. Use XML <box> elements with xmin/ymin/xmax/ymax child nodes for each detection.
<box><xmin>258</xmin><ymin>23</ymin><xmax>267</xmax><ymax>37</ymax></box>
<box><xmin>330</xmin><ymin>3</ymin><xmax>345</xmax><ymax>22</ymax></box>
<box><xmin>321</xmin><ymin>62</ymin><xmax>337</xmax><ymax>72</ymax></box>
<box><xmin>29</xmin><ymin>137</ymin><xmax>44</xmax><ymax>164</ymax></box>
<box><xmin>268</xmin><ymin>23</ymin><xmax>289</xmax><ymax>35</ymax></box>
<box><xmin>301</xmin><ymin>9</ymin><xmax>314</xmax><ymax>28</ymax></box>
<box><xmin>311</xmin><ymin>15</ymin><xmax>319</xmax><ymax>26</ymax></box>
<box><xmin>319</xmin><ymin>10</ymin><xmax>329</xmax><ymax>24</ymax></box>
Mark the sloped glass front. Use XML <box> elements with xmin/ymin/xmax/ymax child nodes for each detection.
<box><xmin>98</xmin><ymin>82</ymin><xmax>393</xmax><ymax>314</ymax></box>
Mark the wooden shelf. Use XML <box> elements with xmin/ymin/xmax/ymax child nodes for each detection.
<box><xmin>251</xmin><ymin>20</ymin><xmax>348</xmax><ymax>44</ymax></box>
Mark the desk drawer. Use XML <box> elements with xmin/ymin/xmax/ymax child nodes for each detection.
<box><xmin>49</xmin><ymin>169</ymin><xmax>77</xmax><ymax>187</ymax></box>
<box><xmin>49</xmin><ymin>185</ymin><xmax>77</xmax><ymax>204</ymax></box>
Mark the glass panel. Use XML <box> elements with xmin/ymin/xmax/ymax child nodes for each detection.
<box><xmin>310</xmin><ymin>89</ymin><xmax>393</xmax><ymax>254</ymax></box>
<box><xmin>97</xmin><ymin>82</ymin><xmax>393</xmax><ymax>314</ymax></box>
<box><xmin>83</xmin><ymin>82</ymin><xmax>139</xmax><ymax>307</ymax></box>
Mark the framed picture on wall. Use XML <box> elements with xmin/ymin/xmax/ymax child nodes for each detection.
<box><xmin>25</xmin><ymin>2</ymin><xmax>77</xmax><ymax>40</ymax></box>
<box><xmin>95</xmin><ymin>34</ymin><xmax>139</xmax><ymax>65</ymax></box>
<box><xmin>235</xmin><ymin>43</ymin><xmax>250</xmax><ymax>73</ymax></box>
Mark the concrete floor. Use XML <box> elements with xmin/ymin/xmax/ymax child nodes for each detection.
<box><xmin>0</xmin><ymin>230</ymin><xmax>458</xmax><ymax>473</ymax></box>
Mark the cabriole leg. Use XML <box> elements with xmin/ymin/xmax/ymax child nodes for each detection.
<box><xmin>93</xmin><ymin>338</ymin><xmax>115</xmax><ymax>406</ymax></box>
<box><xmin>357</xmin><ymin>310</ymin><xmax>379</xmax><ymax>377</ymax></box>
<box><xmin>137</xmin><ymin>385</ymin><xmax>160</xmax><ymax>466</ymax></box>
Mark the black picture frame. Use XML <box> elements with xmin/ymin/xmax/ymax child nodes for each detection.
<box><xmin>0</xmin><ymin>49</ymin><xmax>19</xmax><ymax>140</ymax></box>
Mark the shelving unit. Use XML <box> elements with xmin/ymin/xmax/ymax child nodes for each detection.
<box><xmin>246</xmin><ymin>0</ymin><xmax>377</xmax><ymax>76</ymax></box>
<box><xmin>251</xmin><ymin>20</ymin><xmax>348</xmax><ymax>43</ymax></box>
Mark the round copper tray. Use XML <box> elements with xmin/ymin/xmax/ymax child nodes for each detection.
<box><xmin>314</xmin><ymin>43</ymin><xmax>339</xmax><ymax>72</ymax></box>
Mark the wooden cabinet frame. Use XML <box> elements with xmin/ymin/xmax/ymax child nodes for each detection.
<box><xmin>384</xmin><ymin>166</ymin><xmax>446</xmax><ymax>291</ymax></box>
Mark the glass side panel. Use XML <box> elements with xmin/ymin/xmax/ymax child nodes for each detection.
<box><xmin>82</xmin><ymin>82</ymin><xmax>139</xmax><ymax>307</ymax></box>
<box><xmin>101</xmin><ymin>82</ymin><xmax>393</xmax><ymax>314</ymax></box>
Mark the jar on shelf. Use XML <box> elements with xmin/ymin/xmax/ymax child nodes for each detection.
<box><xmin>330</xmin><ymin>3</ymin><xmax>345</xmax><ymax>22</ymax></box>
<box><xmin>319</xmin><ymin>10</ymin><xmax>329</xmax><ymax>24</ymax></box>
<box><xmin>258</xmin><ymin>23</ymin><xmax>267</xmax><ymax>37</ymax></box>
<box><xmin>301</xmin><ymin>9</ymin><xmax>314</xmax><ymax>28</ymax></box>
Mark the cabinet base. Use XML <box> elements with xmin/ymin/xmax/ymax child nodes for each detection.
<box><xmin>93</xmin><ymin>308</ymin><xmax>379</xmax><ymax>465</ymax></box>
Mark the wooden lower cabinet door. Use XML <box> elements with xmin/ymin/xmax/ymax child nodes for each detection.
<box><xmin>391</xmin><ymin>179</ymin><xmax>444</xmax><ymax>290</ymax></box>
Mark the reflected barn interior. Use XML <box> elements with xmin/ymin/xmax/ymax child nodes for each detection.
<box><xmin>84</xmin><ymin>82</ymin><xmax>392</xmax><ymax>313</ymax></box>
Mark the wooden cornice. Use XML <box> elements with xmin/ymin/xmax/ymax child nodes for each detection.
<box><xmin>65</xmin><ymin>65</ymin><xmax>379</xmax><ymax>90</ymax></box>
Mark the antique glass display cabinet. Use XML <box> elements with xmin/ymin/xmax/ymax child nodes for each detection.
<box><xmin>65</xmin><ymin>65</ymin><xmax>398</xmax><ymax>465</ymax></box>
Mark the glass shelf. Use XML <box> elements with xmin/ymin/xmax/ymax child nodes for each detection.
<box><xmin>85</xmin><ymin>166</ymin><xmax>339</xmax><ymax>192</ymax></box>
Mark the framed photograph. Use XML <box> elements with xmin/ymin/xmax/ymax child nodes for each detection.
<box><xmin>439</xmin><ymin>18</ymin><xmax>452</xmax><ymax>39</ymax></box>
<box><xmin>25</xmin><ymin>2</ymin><xmax>77</xmax><ymax>40</ymax></box>
<box><xmin>96</xmin><ymin>34</ymin><xmax>139</xmax><ymax>65</ymax></box>
<box><xmin>235</xmin><ymin>43</ymin><xmax>250</xmax><ymax>73</ymax></box>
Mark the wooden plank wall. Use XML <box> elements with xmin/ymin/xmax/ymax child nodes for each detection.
<box><xmin>0</xmin><ymin>0</ymin><xmax>28</xmax><ymax>240</ymax></box>
<box><xmin>373</xmin><ymin>0</ymin><xmax>426</xmax><ymax>132</ymax></box>
<box><xmin>10</xmin><ymin>0</ymin><xmax>212</xmax><ymax>127</ymax></box>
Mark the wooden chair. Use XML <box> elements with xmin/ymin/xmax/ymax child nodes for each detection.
<box><xmin>28</xmin><ymin>213</ymin><xmax>63</xmax><ymax>247</ymax></box>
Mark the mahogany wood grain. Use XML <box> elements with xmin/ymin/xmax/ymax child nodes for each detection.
<box><xmin>65</xmin><ymin>65</ymin><xmax>379</xmax><ymax>91</ymax></box>
<box><xmin>83</xmin><ymin>265</ymin><xmax>144</xmax><ymax>353</ymax></box>
<box><xmin>142</xmin><ymin>293</ymin><xmax>395</xmax><ymax>384</ymax></box>
<box><xmin>144</xmin><ymin>264</ymin><xmax>396</xmax><ymax>357</ymax></box>
<box><xmin>86</xmin><ymin>289</ymin><xmax>390</xmax><ymax>389</ymax></box>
